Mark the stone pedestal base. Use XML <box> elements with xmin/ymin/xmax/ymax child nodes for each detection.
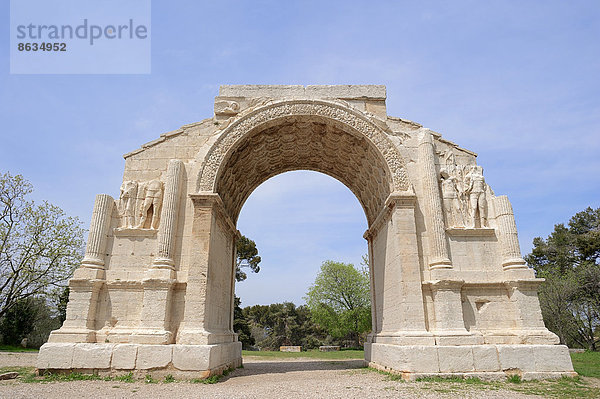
<box><xmin>365</xmin><ymin>343</ymin><xmax>575</xmax><ymax>380</ymax></box>
<box><xmin>46</xmin><ymin>328</ymin><xmax>97</xmax><ymax>343</ymax></box>
<box><xmin>37</xmin><ymin>342</ymin><xmax>242</xmax><ymax>379</ymax></box>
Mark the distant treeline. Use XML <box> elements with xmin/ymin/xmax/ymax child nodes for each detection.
<box><xmin>234</xmin><ymin>299</ymin><xmax>366</xmax><ymax>350</ymax></box>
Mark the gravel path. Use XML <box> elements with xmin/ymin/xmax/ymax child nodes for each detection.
<box><xmin>0</xmin><ymin>353</ymin><xmax>540</xmax><ymax>398</ymax></box>
<box><xmin>0</xmin><ymin>352</ymin><xmax>37</xmax><ymax>368</ymax></box>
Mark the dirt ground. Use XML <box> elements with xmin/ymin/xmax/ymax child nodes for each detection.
<box><xmin>0</xmin><ymin>352</ymin><xmax>547</xmax><ymax>398</ymax></box>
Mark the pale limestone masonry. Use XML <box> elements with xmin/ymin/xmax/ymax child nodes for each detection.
<box><xmin>38</xmin><ymin>85</ymin><xmax>574</xmax><ymax>380</ymax></box>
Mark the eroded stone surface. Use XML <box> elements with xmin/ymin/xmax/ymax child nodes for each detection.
<box><xmin>37</xmin><ymin>343</ymin><xmax>75</xmax><ymax>369</ymax></box>
<box><xmin>112</xmin><ymin>344</ymin><xmax>138</xmax><ymax>369</ymax></box>
<box><xmin>72</xmin><ymin>343</ymin><xmax>114</xmax><ymax>369</ymax></box>
<box><xmin>136</xmin><ymin>345</ymin><xmax>173</xmax><ymax>369</ymax></box>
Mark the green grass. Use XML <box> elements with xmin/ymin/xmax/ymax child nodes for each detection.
<box><xmin>191</xmin><ymin>375</ymin><xmax>221</xmax><ymax>384</ymax></box>
<box><xmin>0</xmin><ymin>344</ymin><xmax>38</xmax><ymax>352</ymax></box>
<box><xmin>571</xmin><ymin>351</ymin><xmax>600</xmax><ymax>378</ymax></box>
<box><xmin>0</xmin><ymin>366</ymin><xmax>35</xmax><ymax>374</ymax></box>
<box><xmin>242</xmin><ymin>349</ymin><xmax>364</xmax><ymax>360</ymax></box>
<box><xmin>0</xmin><ymin>365</ymin><xmax>37</xmax><ymax>381</ymax></box>
<box><xmin>0</xmin><ymin>366</ymin><xmax>235</xmax><ymax>385</ymax></box>
<box><xmin>114</xmin><ymin>372</ymin><xmax>135</xmax><ymax>383</ymax></box>
<box><xmin>36</xmin><ymin>372</ymin><xmax>108</xmax><ymax>382</ymax></box>
<box><xmin>371</xmin><ymin>367</ymin><xmax>600</xmax><ymax>399</ymax></box>
<box><xmin>499</xmin><ymin>376</ymin><xmax>599</xmax><ymax>398</ymax></box>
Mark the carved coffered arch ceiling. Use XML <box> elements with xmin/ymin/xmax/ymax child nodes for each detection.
<box><xmin>197</xmin><ymin>100</ymin><xmax>412</xmax><ymax>225</ymax></box>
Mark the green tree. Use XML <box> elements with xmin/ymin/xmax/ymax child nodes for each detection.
<box><xmin>304</xmin><ymin>260</ymin><xmax>371</xmax><ymax>348</ymax></box>
<box><xmin>525</xmin><ymin>207</ymin><xmax>600</xmax><ymax>351</ymax></box>
<box><xmin>0</xmin><ymin>296</ymin><xmax>43</xmax><ymax>345</ymax></box>
<box><xmin>56</xmin><ymin>287</ymin><xmax>70</xmax><ymax>324</ymax></box>
<box><xmin>0</xmin><ymin>172</ymin><xmax>84</xmax><ymax>319</ymax></box>
<box><xmin>243</xmin><ymin>302</ymin><xmax>326</xmax><ymax>350</ymax></box>
<box><xmin>232</xmin><ymin>235</ymin><xmax>261</xmax><ymax>346</ymax></box>
<box><xmin>235</xmin><ymin>235</ymin><xmax>261</xmax><ymax>282</ymax></box>
<box><xmin>233</xmin><ymin>296</ymin><xmax>255</xmax><ymax>349</ymax></box>
<box><xmin>0</xmin><ymin>295</ymin><xmax>62</xmax><ymax>348</ymax></box>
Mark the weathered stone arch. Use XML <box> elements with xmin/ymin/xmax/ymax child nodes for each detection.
<box><xmin>38</xmin><ymin>85</ymin><xmax>575</xmax><ymax>381</ymax></box>
<box><xmin>197</xmin><ymin>99</ymin><xmax>412</xmax><ymax>224</ymax></box>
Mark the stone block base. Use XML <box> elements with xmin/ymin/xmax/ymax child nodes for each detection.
<box><xmin>37</xmin><ymin>342</ymin><xmax>242</xmax><ymax>379</ymax></box>
<box><xmin>365</xmin><ymin>343</ymin><xmax>575</xmax><ymax>380</ymax></box>
<box><xmin>319</xmin><ymin>346</ymin><xmax>340</xmax><ymax>352</ymax></box>
<box><xmin>279</xmin><ymin>346</ymin><xmax>301</xmax><ymax>352</ymax></box>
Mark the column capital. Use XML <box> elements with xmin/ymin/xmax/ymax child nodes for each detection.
<box><xmin>190</xmin><ymin>193</ymin><xmax>240</xmax><ymax>239</ymax></box>
<box><xmin>364</xmin><ymin>191</ymin><xmax>417</xmax><ymax>240</ymax></box>
<box><xmin>385</xmin><ymin>191</ymin><xmax>417</xmax><ymax>207</ymax></box>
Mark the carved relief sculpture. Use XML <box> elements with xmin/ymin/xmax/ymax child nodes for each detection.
<box><xmin>439</xmin><ymin>149</ymin><xmax>490</xmax><ymax>229</ymax></box>
<box><xmin>465</xmin><ymin>165</ymin><xmax>488</xmax><ymax>228</ymax></box>
<box><xmin>136</xmin><ymin>179</ymin><xmax>163</xmax><ymax>229</ymax></box>
<box><xmin>118</xmin><ymin>180</ymin><xmax>138</xmax><ymax>228</ymax></box>
<box><xmin>440</xmin><ymin>169</ymin><xmax>464</xmax><ymax>227</ymax></box>
<box><xmin>214</xmin><ymin>100</ymin><xmax>240</xmax><ymax>116</ymax></box>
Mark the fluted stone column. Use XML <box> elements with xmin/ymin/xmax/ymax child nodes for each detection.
<box><xmin>418</xmin><ymin>130</ymin><xmax>452</xmax><ymax>269</ymax></box>
<box><xmin>81</xmin><ymin>194</ymin><xmax>114</xmax><ymax>269</ymax></box>
<box><xmin>494</xmin><ymin>196</ymin><xmax>527</xmax><ymax>270</ymax></box>
<box><xmin>153</xmin><ymin>159</ymin><xmax>184</xmax><ymax>269</ymax></box>
<box><xmin>49</xmin><ymin>194</ymin><xmax>114</xmax><ymax>343</ymax></box>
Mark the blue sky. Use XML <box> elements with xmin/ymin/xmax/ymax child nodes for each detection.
<box><xmin>1</xmin><ymin>1</ymin><xmax>599</xmax><ymax>306</ymax></box>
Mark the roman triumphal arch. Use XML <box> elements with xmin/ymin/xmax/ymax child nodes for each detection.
<box><xmin>38</xmin><ymin>85</ymin><xmax>575</xmax><ymax>379</ymax></box>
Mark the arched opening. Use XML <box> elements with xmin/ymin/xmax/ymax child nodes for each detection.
<box><xmin>188</xmin><ymin>107</ymin><xmax>404</xmax><ymax>369</ymax></box>
<box><xmin>214</xmin><ymin>115</ymin><xmax>393</xmax><ymax>226</ymax></box>
<box><xmin>183</xmin><ymin>102</ymin><xmax>410</xmax><ymax>355</ymax></box>
<box><xmin>233</xmin><ymin>171</ymin><xmax>369</xmax><ymax>373</ymax></box>
<box><xmin>235</xmin><ymin>170</ymin><xmax>368</xmax><ymax>307</ymax></box>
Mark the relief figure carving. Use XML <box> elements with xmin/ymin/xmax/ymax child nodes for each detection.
<box><xmin>439</xmin><ymin>149</ymin><xmax>490</xmax><ymax>229</ymax></box>
<box><xmin>119</xmin><ymin>181</ymin><xmax>138</xmax><ymax>228</ymax></box>
<box><xmin>465</xmin><ymin>165</ymin><xmax>488</xmax><ymax>228</ymax></box>
<box><xmin>136</xmin><ymin>179</ymin><xmax>164</xmax><ymax>229</ymax></box>
<box><xmin>214</xmin><ymin>100</ymin><xmax>240</xmax><ymax>116</ymax></box>
<box><xmin>440</xmin><ymin>169</ymin><xmax>465</xmax><ymax>227</ymax></box>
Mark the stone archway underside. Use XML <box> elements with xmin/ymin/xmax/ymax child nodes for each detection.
<box><xmin>216</xmin><ymin>117</ymin><xmax>392</xmax><ymax>225</ymax></box>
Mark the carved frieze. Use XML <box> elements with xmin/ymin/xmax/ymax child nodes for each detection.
<box><xmin>439</xmin><ymin>150</ymin><xmax>491</xmax><ymax>229</ymax></box>
<box><xmin>198</xmin><ymin>100</ymin><xmax>412</xmax><ymax>195</ymax></box>
<box><xmin>118</xmin><ymin>179</ymin><xmax>164</xmax><ymax>230</ymax></box>
<box><xmin>214</xmin><ymin>100</ymin><xmax>240</xmax><ymax>116</ymax></box>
